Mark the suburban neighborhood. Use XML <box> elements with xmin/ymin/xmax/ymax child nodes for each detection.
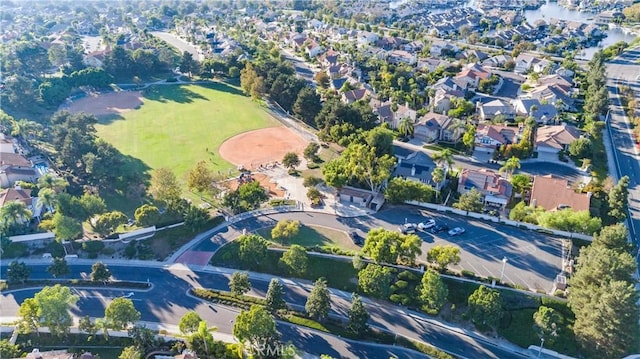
<box><xmin>0</xmin><ymin>1</ymin><xmax>639</xmax><ymax>359</ymax></box>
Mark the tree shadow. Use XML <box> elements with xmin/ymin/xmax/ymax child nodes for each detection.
<box><xmin>142</xmin><ymin>85</ymin><xmax>209</xmax><ymax>104</ymax></box>
<box><xmin>199</xmin><ymin>81</ymin><xmax>245</xmax><ymax>96</ymax></box>
<box><xmin>96</xmin><ymin>113</ymin><xmax>126</xmax><ymax>126</ymax></box>
<box><xmin>100</xmin><ymin>154</ymin><xmax>152</xmax><ymax>216</ymax></box>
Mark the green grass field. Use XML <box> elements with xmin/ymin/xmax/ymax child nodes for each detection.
<box><xmin>257</xmin><ymin>224</ymin><xmax>361</xmax><ymax>251</ymax></box>
<box><xmin>95</xmin><ymin>83</ymin><xmax>278</xmax><ymax>180</ymax></box>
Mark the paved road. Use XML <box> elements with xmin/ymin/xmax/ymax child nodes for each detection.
<box><xmin>151</xmin><ymin>31</ymin><xmax>203</xmax><ymax>61</ymax></box>
<box><xmin>606</xmin><ymin>48</ymin><xmax>640</xmax><ymax>244</ymax></box>
<box><xmin>280</xmin><ymin>48</ymin><xmax>317</xmax><ymax>85</ymax></box>
<box><xmin>1</xmin><ymin>264</ymin><xmax>526</xmax><ymax>359</ymax></box>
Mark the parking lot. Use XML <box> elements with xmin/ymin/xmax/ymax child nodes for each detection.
<box><xmin>372</xmin><ymin>207</ymin><xmax>565</xmax><ymax>293</ymax></box>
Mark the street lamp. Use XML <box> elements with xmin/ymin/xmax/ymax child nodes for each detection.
<box><xmin>499</xmin><ymin>257</ymin><xmax>508</xmax><ymax>283</ymax></box>
<box><xmin>537</xmin><ymin>337</ymin><xmax>545</xmax><ymax>358</ymax></box>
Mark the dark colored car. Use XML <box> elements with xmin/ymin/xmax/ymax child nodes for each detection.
<box><xmin>350</xmin><ymin>231</ymin><xmax>364</xmax><ymax>246</ymax></box>
<box><xmin>430</xmin><ymin>224</ymin><xmax>450</xmax><ymax>234</ymax></box>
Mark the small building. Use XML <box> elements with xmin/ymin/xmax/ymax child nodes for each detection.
<box><xmin>530</xmin><ymin>175</ymin><xmax>591</xmax><ymax>211</ymax></box>
<box><xmin>458</xmin><ymin>168</ymin><xmax>512</xmax><ymax>208</ymax></box>
<box><xmin>535</xmin><ymin>124</ymin><xmax>581</xmax><ymax>155</ymax></box>
<box><xmin>478</xmin><ymin>99</ymin><xmax>516</xmax><ymax>121</ymax></box>
<box><xmin>475</xmin><ymin>124</ymin><xmax>522</xmax><ymax>149</ymax></box>
<box><xmin>393</xmin><ymin>151</ymin><xmax>434</xmax><ymax>185</ymax></box>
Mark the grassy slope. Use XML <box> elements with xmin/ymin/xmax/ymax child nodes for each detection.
<box><xmin>95</xmin><ymin>83</ymin><xmax>278</xmax><ymax>181</ymax></box>
<box><xmin>257</xmin><ymin>224</ymin><xmax>361</xmax><ymax>251</ymax></box>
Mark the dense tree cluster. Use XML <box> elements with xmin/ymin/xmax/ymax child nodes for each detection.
<box><xmin>362</xmin><ymin>228</ymin><xmax>422</xmax><ymax>265</ymax></box>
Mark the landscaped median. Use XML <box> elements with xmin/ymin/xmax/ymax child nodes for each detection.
<box><xmin>190</xmin><ymin>287</ymin><xmax>454</xmax><ymax>359</ymax></box>
<box><xmin>0</xmin><ymin>279</ymin><xmax>151</xmax><ymax>292</ymax></box>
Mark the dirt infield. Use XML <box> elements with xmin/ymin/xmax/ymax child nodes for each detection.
<box><xmin>219</xmin><ymin>126</ymin><xmax>308</xmax><ymax>169</ymax></box>
<box><xmin>224</xmin><ymin>173</ymin><xmax>286</xmax><ymax>197</ymax></box>
<box><xmin>61</xmin><ymin>91</ymin><xmax>144</xmax><ymax>116</ymax></box>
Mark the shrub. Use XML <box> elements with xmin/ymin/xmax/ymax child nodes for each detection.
<box><xmin>394</xmin><ymin>280</ymin><xmax>409</xmax><ymax>290</ymax></box>
<box><xmin>87</xmin><ymin>252</ymin><xmax>98</xmax><ymax>259</ymax></box>
<box><xmin>303</xmin><ymin>176</ymin><xmax>323</xmax><ymax>188</ymax></box>
<box><xmin>307</xmin><ymin>162</ymin><xmax>320</xmax><ymax>169</ymax></box>
<box><xmin>124</xmin><ymin>243</ymin><xmax>137</xmax><ymax>259</ymax></box>
<box><xmin>101</xmin><ymin>247</ymin><xmax>116</xmax><ymax>255</ymax></box>
<box><xmin>82</xmin><ymin>241</ymin><xmax>105</xmax><ymax>253</ymax></box>
<box><xmin>461</xmin><ymin>269</ymin><xmax>476</xmax><ymax>278</ymax></box>
<box><xmin>398</xmin><ymin>270</ymin><xmax>418</xmax><ymax>281</ymax></box>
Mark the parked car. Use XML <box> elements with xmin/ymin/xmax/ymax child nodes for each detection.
<box><xmin>418</xmin><ymin>218</ymin><xmax>436</xmax><ymax>230</ymax></box>
<box><xmin>430</xmin><ymin>224</ymin><xmax>450</xmax><ymax>234</ymax></box>
<box><xmin>448</xmin><ymin>227</ymin><xmax>465</xmax><ymax>236</ymax></box>
<box><xmin>350</xmin><ymin>231</ymin><xmax>364</xmax><ymax>246</ymax></box>
<box><xmin>399</xmin><ymin>223</ymin><xmax>418</xmax><ymax>234</ymax></box>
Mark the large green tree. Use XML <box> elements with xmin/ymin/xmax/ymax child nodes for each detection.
<box><xmin>592</xmin><ymin>223</ymin><xmax>629</xmax><ymax>252</ymax></box>
<box><xmin>466</xmin><ymin>285</ymin><xmax>503</xmax><ymax>328</ymax></box>
<box><xmin>347</xmin><ymin>293</ymin><xmax>370</xmax><ymax>338</ymax></box>
<box><xmin>90</xmin><ymin>262</ymin><xmax>112</xmax><ymax>283</ymax></box>
<box><xmin>454</xmin><ymin>188</ymin><xmax>484</xmax><ymax>213</ymax></box>
<box><xmin>293</xmin><ymin>86</ymin><xmax>322</xmax><ymax>125</ymax></box>
<box><xmin>47</xmin><ymin>257</ymin><xmax>70</xmax><ymax>278</ymax></box>
<box><xmin>229</xmin><ymin>272</ymin><xmax>251</xmax><ymax>296</ymax></box>
<box><xmin>323</xmin><ymin>143</ymin><xmax>396</xmax><ymax>193</ymax></box>
<box><xmin>233</xmin><ymin>305</ymin><xmax>279</xmax><ymax>351</ymax></box>
<box><xmin>419</xmin><ymin>269</ymin><xmax>449</xmax><ymax>313</ymax></box>
<box><xmin>149</xmin><ymin>168</ymin><xmax>182</xmax><ymax>205</ymax></box>
<box><xmin>358</xmin><ymin>264</ymin><xmax>394</xmax><ymax>298</ymax></box>
<box><xmin>305</xmin><ymin>278</ymin><xmax>331</xmax><ymax>321</ymax></box>
<box><xmin>608</xmin><ymin>176</ymin><xmax>629</xmax><ymax>222</ymax></box>
<box><xmin>427</xmin><ymin>245</ymin><xmax>461</xmax><ymax>270</ymax></box>
<box><xmin>265</xmin><ymin>278</ymin><xmax>286</xmax><ymax>312</ymax></box>
<box><xmin>179</xmin><ymin>311</ymin><xmax>203</xmax><ymax>335</ymax></box>
<box><xmin>34</xmin><ymin>285</ymin><xmax>79</xmax><ymax>337</ymax></box>
<box><xmin>362</xmin><ymin>228</ymin><xmax>422</xmax><ymax>265</ymax></box>
<box><xmin>280</xmin><ymin>244</ymin><xmax>308</xmax><ymax>274</ymax></box>
<box><xmin>271</xmin><ymin>219</ymin><xmax>300</xmax><ymax>244</ymax></box>
<box><xmin>105</xmin><ymin>297</ymin><xmax>141</xmax><ymax>330</ymax></box>
<box><xmin>7</xmin><ymin>261</ymin><xmax>30</xmax><ymax>284</ymax></box>
<box><xmin>237</xmin><ymin>234</ymin><xmax>267</xmax><ymax>268</ymax></box>
<box><xmin>384</xmin><ymin>177</ymin><xmax>435</xmax><ymax>204</ymax></box>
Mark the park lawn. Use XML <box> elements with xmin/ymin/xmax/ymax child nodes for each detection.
<box><xmin>257</xmin><ymin>224</ymin><xmax>361</xmax><ymax>251</ymax></box>
<box><xmin>211</xmin><ymin>241</ymin><xmax>358</xmax><ymax>291</ymax></box>
<box><xmin>95</xmin><ymin>83</ymin><xmax>278</xmax><ymax>181</ymax></box>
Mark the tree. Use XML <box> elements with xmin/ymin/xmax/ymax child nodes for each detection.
<box><xmin>233</xmin><ymin>305</ymin><xmax>279</xmax><ymax>350</ymax></box>
<box><xmin>1</xmin><ymin>201</ymin><xmax>31</xmax><ymax>227</ymax></box>
<box><xmin>118</xmin><ymin>346</ymin><xmax>141</xmax><ymax>359</ymax></box>
<box><xmin>314</xmin><ymin>71</ymin><xmax>330</xmax><ymax>88</ymax></box>
<box><xmin>93</xmin><ymin>211</ymin><xmax>128</xmax><ymax>236</ymax></box>
<box><xmin>427</xmin><ymin>245</ymin><xmax>461</xmax><ymax>270</ymax></box>
<box><xmin>223</xmin><ymin>181</ymin><xmax>268</xmax><ymax>214</ymax></box>
<box><xmin>466</xmin><ymin>285</ymin><xmax>503</xmax><ymax>328</ymax></box>
<box><xmin>134</xmin><ymin>204</ymin><xmax>160</xmax><ymax>227</ymax></box>
<box><xmin>37</xmin><ymin>188</ymin><xmax>57</xmax><ymax>214</ymax></box>
<box><xmin>229</xmin><ymin>272</ymin><xmax>251</xmax><ymax>296</ymax></box>
<box><xmin>303</xmin><ymin>142</ymin><xmax>320</xmax><ymax>162</ymax></box>
<box><xmin>79</xmin><ymin>193</ymin><xmax>107</xmax><ymax>220</ymax></box>
<box><xmin>271</xmin><ymin>219</ymin><xmax>300</xmax><ymax>244</ymax></box>
<box><xmin>280</xmin><ymin>244</ymin><xmax>308</xmax><ymax>274</ymax></box>
<box><xmin>536</xmin><ymin>209</ymin><xmax>602</xmax><ymax>235</ymax></box>
<box><xmin>18</xmin><ymin>298</ymin><xmax>40</xmax><ymax>334</ymax></box>
<box><xmin>149</xmin><ymin>168</ymin><xmax>182</xmax><ymax>205</ymax></box>
<box><xmin>593</xmin><ymin>223</ymin><xmax>629</xmax><ymax>252</ymax></box>
<box><xmin>362</xmin><ymin>228</ymin><xmax>422</xmax><ymax>265</ymax></box>
<box><xmin>91</xmin><ymin>262</ymin><xmax>112</xmax><ymax>283</ymax></box>
<box><xmin>533</xmin><ymin>306</ymin><xmax>562</xmax><ymax>342</ymax></box>
<box><xmin>358</xmin><ymin>264</ymin><xmax>394</xmax><ymax>298</ymax></box>
<box><xmin>38</xmin><ymin>173</ymin><xmax>68</xmax><ymax>193</ymax></box>
<box><xmin>454</xmin><ymin>188</ymin><xmax>484</xmax><ymax>213</ymax></box>
<box><xmin>499</xmin><ymin>156</ymin><xmax>521</xmax><ymax>178</ymax></box>
<box><xmin>568</xmin><ymin>138</ymin><xmax>592</xmax><ymax>159</ymax></box>
<box><xmin>323</xmin><ymin>143</ymin><xmax>395</xmax><ymax>193</ymax></box>
<box><xmin>282</xmin><ymin>152</ymin><xmax>301</xmax><ymax>171</ymax></box>
<box><xmin>7</xmin><ymin>261</ymin><xmax>30</xmax><ymax>284</ymax></box>
<box><xmin>510</xmin><ymin>174</ymin><xmax>531</xmax><ymax>197</ymax></box>
<box><xmin>608</xmin><ymin>176</ymin><xmax>629</xmax><ymax>222</ymax></box>
<box><xmin>305</xmin><ymin>278</ymin><xmax>331</xmax><ymax>321</ymax></box>
<box><xmin>398</xmin><ymin>117</ymin><xmax>414</xmax><ymax>138</ymax></box>
<box><xmin>47</xmin><ymin>257</ymin><xmax>70</xmax><ymax>278</ymax></box>
<box><xmin>187</xmin><ymin>161</ymin><xmax>214</xmax><ymax>194</ymax></box>
<box><xmin>34</xmin><ymin>285</ymin><xmax>79</xmax><ymax>337</ymax></box>
<box><xmin>237</xmin><ymin>234</ymin><xmax>267</xmax><ymax>268</ymax></box>
<box><xmin>384</xmin><ymin>177</ymin><xmax>435</xmax><ymax>204</ymax></box>
<box><xmin>179</xmin><ymin>311</ymin><xmax>203</xmax><ymax>334</ymax></box>
<box><xmin>187</xmin><ymin>321</ymin><xmax>227</xmax><ymax>358</ymax></box>
<box><xmin>347</xmin><ymin>293</ymin><xmax>370</xmax><ymax>338</ymax></box>
<box><xmin>265</xmin><ymin>278</ymin><xmax>286</xmax><ymax>312</ymax></box>
<box><xmin>51</xmin><ymin>213</ymin><xmax>82</xmax><ymax>242</ymax></box>
<box><xmin>179</xmin><ymin>51</ymin><xmax>199</xmax><ymax>78</ymax></box>
<box><xmin>431</xmin><ymin>167</ymin><xmax>445</xmax><ymax>201</ymax></box>
<box><xmin>293</xmin><ymin>87</ymin><xmax>322</xmax><ymax>125</ymax></box>
<box><xmin>364</xmin><ymin>126</ymin><xmax>395</xmax><ymax>157</ymax></box>
<box><xmin>432</xmin><ymin>149</ymin><xmax>454</xmax><ymax>172</ymax></box>
<box><xmin>0</xmin><ymin>339</ymin><xmax>22</xmax><ymax>359</ymax></box>
<box><xmin>419</xmin><ymin>269</ymin><xmax>449</xmax><ymax>314</ymax></box>
<box><xmin>105</xmin><ymin>297</ymin><xmax>141</xmax><ymax>330</ymax></box>
<box><xmin>79</xmin><ymin>315</ymin><xmax>98</xmax><ymax>336</ymax></box>
<box><xmin>240</xmin><ymin>62</ymin><xmax>258</xmax><ymax>95</ymax></box>
<box><xmin>573</xmin><ymin>280</ymin><xmax>639</xmax><ymax>358</ymax></box>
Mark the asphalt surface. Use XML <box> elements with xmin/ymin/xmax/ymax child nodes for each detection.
<box><xmin>605</xmin><ymin>48</ymin><xmax>640</xmax><ymax>244</ymax></box>
<box><xmin>1</xmin><ymin>264</ymin><xmax>526</xmax><ymax>359</ymax></box>
<box><xmin>151</xmin><ymin>31</ymin><xmax>202</xmax><ymax>61</ymax></box>
<box><xmin>215</xmin><ymin>210</ymin><xmax>563</xmax><ymax>292</ymax></box>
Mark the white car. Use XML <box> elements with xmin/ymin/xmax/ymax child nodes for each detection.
<box><xmin>418</xmin><ymin>219</ymin><xmax>436</xmax><ymax>230</ymax></box>
<box><xmin>448</xmin><ymin>227</ymin><xmax>466</xmax><ymax>236</ymax></box>
<box><xmin>399</xmin><ymin>223</ymin><xmax>418</xmax><ymax>234</ymax></box>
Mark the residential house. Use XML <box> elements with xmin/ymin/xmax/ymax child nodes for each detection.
<box><xmin>0</xmin><ymin>151</ymin><xmax>37</xmax><ymax>188</ymax></box>
<box><xmin>305</xmin><ymin>40</ymin><xmax>324</xmax><ymax>58</ymax></box>
<box><xmin>475</xmin><ymin>124</ymin><xmax>521</xmax><ymax>149</ymax></box>
<box><xmin>533</xmin><ymin>58</ymin><xmax>555</xmax><ymax>73</ymax></box>
<box><xmin>415</xmin><ymin>112</ymin><xmax>453</xmax><ymax>142</ymax></box>
<box><xmin>432</xmin><ymin>88</ymin><xmax>465</xmax><ymax>114</ymax></box>
<box><xmin>375</xmin><ymin>103</ymin><xmax>417</xmax><ymax>129</ymax></box>
<box><xmin>417</xmin><ymin>58</ymin><xmax>449</xmax><ymax>73</ymax></box>
<box><xmin>430</xmin><ymin>40</ymin><xmax>459</xmax><ymax>57</ymax></box>
<box><xmin>482</xmin><ymin>54</ymin><xmax>513</xmax><ymax>69</ymax></box>
<box><xmin>512</xmin><ymin>98</ymin><xmax>557</xmax><ymax>124</ymax></box>
<box><xmin>535</xmin><ymin>124</ymin><xmax>581</xmax><ymax>155</ymax></box>
<box><xmin>357</xmin><ymin>31</ymin><xmax>379</xmax><ymax>46</ymax></box>
<box><xmin>454</xmin><ymin>64</ymin><xmax>491</xmax><ymax>90</ymax></box>
<box><xmin>458</xmin><ymin>168</ymin><xmax>513</xmax><ymax>208</ymax></box>
<box><xmin>404</xmin><ymin>40</ymin><xmax>425</xmax><ymax>53</ymax></box>
<box><xmin>388</xmin><ymin>50</ymin><xmax>417</xmax><ymax>65</ymax></box>
<box><xmin>514</xmin><ymin>54</ymin><xmax>538</xmax><ymax>74</ymax></box>
<box><xmin>342</xmin><ymin>88</ymin><xmax>368</xmax><ymax>104</ymax></box>
<box><xmin>530</xmin><ymin>175</ymin><xmax>591</xmax><ymax>211</ymax></box>
<box><xmin>330</xmin><ymin>77</ymin><xmax>348</xmax><ymax>91</ymax></box>
<box><xmin>0</xmin><ymin>186</ymin><xmax>34</xmax><ymax>222</ymax></box>
<box><xmin>478</xmin><ymin>99</ymin><xmax>516</xmax><ymax>121</ymax></box>
<box><xmin>537</xmin><ymin>74</ymin><xmax>574</xmax><ymax>93</ymax></box>
<box><xmin>393</xmin><ymin>151</ymin><xmax>435</xmax><ymax>185</ymax></box>
<box><xmin>525</xmin><ymin>84</ymin><xmax>575</xmax><ymax>111</ymax></box>
<box><xmin>463</xmin><ymin>49</ymin><xmax>490</xmax><ymax>62</ymax></box>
